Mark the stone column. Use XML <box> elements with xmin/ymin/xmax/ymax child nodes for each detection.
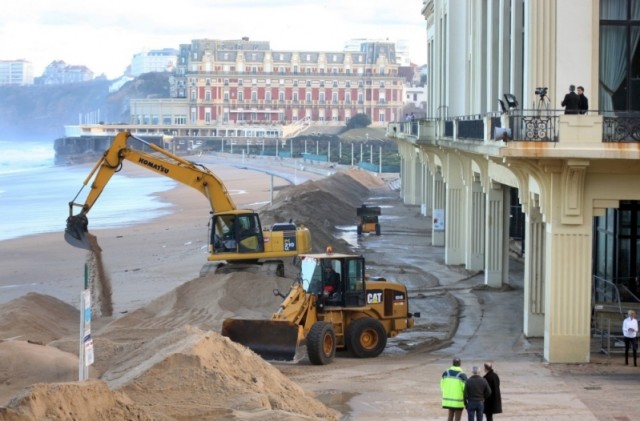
<box><xmin>524</xmin><ymin>195</ymin><xmax>545</xmax><ymax>337</ymax></box>
<box><xmin>444</xmin><ymin>155</ymin><xmax>465</xmax><ymax>265</ymax></box>
<box><xmin>543</xmin><ymin>161</ymin><xmax>592</xmax><ymax>363</ymax></box>
<box><xmin>485</xmin><ymin>181</ymin><xmax>507</xmax><ymax>287</ymax></box>
<box><xmin>432</xmin><ymin>169</ymin><xmax>445</xmax><ymax>246</ymax></box>
<box><xmin>466</xmin><ymin>174</ymin><xmax>485</xmax><ymax>270</ymax></box>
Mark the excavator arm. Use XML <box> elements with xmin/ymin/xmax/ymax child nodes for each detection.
<box><xmin>65</xmin><ymin>131</ymin><xmax>236</xmax><ymax>249</ymax></box>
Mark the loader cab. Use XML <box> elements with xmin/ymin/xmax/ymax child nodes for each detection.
<box><xmin>211</xmin><ymin>212</ymin><xmax>265</xmax><ymax>255</ymax></box>
<box><xmin>299</xmin><ymin>254</ymin><xmax>366</xmax><ymax>307</ymax></box>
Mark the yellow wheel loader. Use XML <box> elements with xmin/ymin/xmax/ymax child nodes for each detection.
<box><xmin>222</xmin><ymin>249</ymin><xmax>419</xmax><ymax>365</ymax></box>
<box><xmin>357</xmin><ymin>204</ymin><xmax>381</xmax><ymax>236</ymax></box>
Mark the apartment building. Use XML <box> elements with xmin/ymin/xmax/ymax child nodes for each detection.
<box><xmin>131</xmin><ymin>38</ymin><xmax>405</xmax><ymax>128</ymax></box>
<box><xmin>0</xmin><ymin>60</ymin><xmax>34</xmax><ymax>86</ymax></box>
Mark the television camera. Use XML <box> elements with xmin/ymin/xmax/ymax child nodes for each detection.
<box><xmin>535</xmin><ymin>87</ymin><xmax>548</xmax><ymax>98</ymax></box>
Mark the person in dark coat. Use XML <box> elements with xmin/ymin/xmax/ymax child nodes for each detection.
<box><xmin>561</xmin><ymin>84</ymin><xmax>580</xmax><ymax>114</ymax></box>
<box><xmin>577</xmin><ymin>86</ymin><xmax>589</xmax><ymax>114</ymax></box>
<box><xmin>483</xmin><ymin>362</ymin><xmax>502</xmax><ymax>421</ymax></box>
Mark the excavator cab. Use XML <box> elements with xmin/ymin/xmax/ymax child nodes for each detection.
<box><xmin>211</xmin><ymin>212</ymin><xmax>265</xmax><ymax>255</ymax></box>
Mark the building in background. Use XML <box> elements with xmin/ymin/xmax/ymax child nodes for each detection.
<box><xmin>0</xmin><ymin>60</ymin><xmax>34</xmax><ymax>86</ymax></box>
<box><xmin>131</xmin><ymin>37</ymin><xmax>404</xmax><ymax>128</ymax></box>
<box><xmin>130</xmin><ymin>48</ymin><xmax>178</xmax><ymax>77</ymax></box>
<box><xmin>37</xmin><ymin>60</ymin><xmax>94</xmax><ymax>85</ymax></box>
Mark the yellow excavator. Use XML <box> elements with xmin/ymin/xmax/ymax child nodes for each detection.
<box><xmin>222</xmin><ymin>248</ymin><xmax>419</xmax><ymax>365</ymax></box>
<box><xmin>65</xmin><ymin>132</ymin><xmax>312</xmax><ymax>276</ymax></box>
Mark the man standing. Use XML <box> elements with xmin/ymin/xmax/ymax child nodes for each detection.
<box><xmin>623</xmin><ymin>310</ymin><xmax>638</xmax><ymax>366</ymax></box>
<box><xmin>441</xmin><ymin>357</ymin><xmax>467</xmax><ymax>421</ymax></box>
<box><xmin>561</xmin><ymin>84</ymin><xmax>580</xmax><ymax>114</ymax></box>
<box><xmin>464</xmin><ymin>366</ymin><xmax>491</xmax><ymax>421</ymax></box>
<box><xmin>577</xmin><ymin>86</ymin><xmax>589</xmax><ymax>114</ymax></box>
<box><xmin>483</xmin><ymin>362</ymin><xmax>502</xmax><ymax>421</ymax></box>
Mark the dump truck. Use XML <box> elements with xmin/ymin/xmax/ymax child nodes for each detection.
<box><xmin>65</xmin><ymin>132</ymin><xmax>312</xmax><ymax>277</ymax></box>
<box><xmin>357</xmin><ymin>204</ymin><xmax>381</xmax><ymax>235</ymax></box>
<box><xmin>222</xmin><ymin>248</ymin><xmax>419</xmax><ymax>365</ymax></box>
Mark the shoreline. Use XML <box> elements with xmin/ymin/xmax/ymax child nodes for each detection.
<box><xmin>0</xmin><ymin>162</ymin><xmax>294</xmax><ymax>313</ymax></box>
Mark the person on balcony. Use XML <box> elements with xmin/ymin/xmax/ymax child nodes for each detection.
<box><xmin>577</xmin><ymin>86</ymin><xmax>589</xmax><ymax>114</ymax></box>
<box><xmin>561</xmin><ymin>84</ymin><xmax>580</xmax><ymax>115</ymax></box>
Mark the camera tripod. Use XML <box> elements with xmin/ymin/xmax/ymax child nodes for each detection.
<box><xmin>534</xmin><ymin>94</ymin><xmax>550</xmax><ymax>112</ymax></box>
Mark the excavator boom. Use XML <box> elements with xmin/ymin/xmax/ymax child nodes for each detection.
<box><xmin>65</xmin><ymin>131</ymin><xmax>311</xmax><ymax>274</ymax></box>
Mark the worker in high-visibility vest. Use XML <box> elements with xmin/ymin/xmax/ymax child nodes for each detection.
<box><xmin>441</xmin><ymin>357</ymin><xmax>467</xmax><ymax>421</ymax></box>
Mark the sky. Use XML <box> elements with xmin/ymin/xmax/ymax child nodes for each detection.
<box><xmin>2</xmin><ymin>0</ymin><xmax>427</xmax><ymax>80</ymax></box>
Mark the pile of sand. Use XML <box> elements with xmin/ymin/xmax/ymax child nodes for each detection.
<box><xmin>0</xmin><ymin>169</ymin><xmax>393</xmax><ymax>419</ymax></box>
<box><xmin>261</xmin><ymin>168</ymin><xmax>388</xmax><ymax>253</ymax></box>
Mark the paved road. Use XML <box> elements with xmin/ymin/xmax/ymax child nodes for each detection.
<box><xmin>275</xmin><ymin>188</ymin><xmax>635</xmax><ymax>421</ymax></box>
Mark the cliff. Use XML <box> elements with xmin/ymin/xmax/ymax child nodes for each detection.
<box><xmin>0</xmin><ymin>73</ymin><xmax>170</xmax><ymax>141</ymax></box>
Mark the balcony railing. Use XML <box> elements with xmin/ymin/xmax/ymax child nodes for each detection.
<box><xmin>389</xmin><ymin>110</ymin><xmax>640</xmax><ymax>145</ymax></box>
<box><xmin>602</xmin><ymin>112</ymin><xmax>640</xmax><ymax>142</ymax></box>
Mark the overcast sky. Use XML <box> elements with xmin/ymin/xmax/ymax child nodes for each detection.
<box><xmin>2</xmin><ymin>0</ymin><xmax>427</xmax><ymax>80</ymax></box>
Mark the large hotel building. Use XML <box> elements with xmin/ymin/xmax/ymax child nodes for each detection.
<box><xmin>129</xmin><ymin>38</ymin><xmax>405</xmax><ymax>135</ymax></box>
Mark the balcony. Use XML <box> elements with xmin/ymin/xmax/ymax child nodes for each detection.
<box><xmin>387</xmin><ymin>110</ymin><xmax>640</xmax><ymax>160</ymax></box>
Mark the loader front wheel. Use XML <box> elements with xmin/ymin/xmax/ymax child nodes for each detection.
<box><xmin>307</xmin><ymin>322</ymin><xmax>336</xmax><ymax>365</ymax></box>
<box><xmin>346</xmin><ymin>317</ymin><xmax>387</xmax><ymax>358</ymax></box>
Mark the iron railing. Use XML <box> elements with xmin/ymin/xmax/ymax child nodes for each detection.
<box><xmin>602</xmin><ymin>112</ymin><xmax>640</xmax><ymax>142</ymax></box>
<box><xmin>390</xmin><ymin>111</ymin><xmax>640</xmax><ymax>144</ymax></box>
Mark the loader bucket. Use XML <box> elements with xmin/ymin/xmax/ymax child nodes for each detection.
<box><xmin>65</xmin><ymin>214</ymin><xmax>91</xmax><ymax>250</ymax></box>
<box><xmin>221</xmin><ymin>319</ymin><xmax>303</xmax><ymax>362</ymax></box>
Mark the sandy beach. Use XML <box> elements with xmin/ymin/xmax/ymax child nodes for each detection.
<box><xmin>0</xmin><ymin>159</ymin><xmax>294</xmax><ymax>314</ymax></box>
<box><xmin>0</xmin><ymin>158</ymin><xmax>393</xmax><ymax>420</ymax></box>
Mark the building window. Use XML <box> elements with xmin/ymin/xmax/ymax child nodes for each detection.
<box><xmin>224</xmin><ymin>91</ymin><xmax>229</xmax><ymax>100</ymax></box>
<box><xmin>266</xmin><ymin>91</ymin><xmax>272</xmax><ymax>101</ymax></box>
<box><xmin>238</xmin><ymin>91</ymin><xmax>244</xmax><ymax>100</ymax></box>
<box><xmin>205</xmin><ymin>90</ymin><xmax>211</xmax><ymax>101</ymax></box>
<box><xmin>251</xmin><ymin>91</ymin><xmax>257</xmax><ymax>101</ymax></box>
<box><xmin>205</xmin><ymin>111</ymin><xmax>211</xmax><ymax>123</ymax></box>
<box><xmin>191</xmin><ymin>90</ymin><xmax>196</xmax><ymax>101</ymax></box>
<box><xmin>600</xmin><ymin>0</ymin><xmax>640</xmax><ymax>111</ymax></box>
<box><xmin>279</xmin><ymin>91</ymin><xmax>285</xmax><ymax>101</ymax></box>
<box><xmin>306</xmin><ymin>92</ymin><xmax>312</xmax><ymax>101</ymax></box>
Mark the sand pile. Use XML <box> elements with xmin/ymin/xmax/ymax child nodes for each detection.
<box><xmin>0</xmin><ymin>170</ymin><xmax>392</xmax><ymax>419</ymax></box>
<box><xmin>261</xmin><ymin>168</ymin><xmax>389</xmax><ymax>252</ymax></box>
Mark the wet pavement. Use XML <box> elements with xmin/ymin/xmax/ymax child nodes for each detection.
<box><xmin>196</xmin><ymin>155</ymin><xmax>635</xmax><ymax>420</ymax></box>
<box><xmin>277</xmin><ymin>183</ymin><xmax>636</xmax><ymax>421</ymax></box>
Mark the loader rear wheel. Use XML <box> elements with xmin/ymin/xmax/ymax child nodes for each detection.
<box><xmin>307</xmin><ymin>322</ymin><xmax>336</xmax><ymax>365</ymax></box>
<box><xmin>346</xmin><ymin>317</ymin><xmax>387</xmax><ymax>359</ymax></box>
<box><xmin>375</xmin><ymin>224</ymin><xmax>381</xmax><ymax>236</ymax></box>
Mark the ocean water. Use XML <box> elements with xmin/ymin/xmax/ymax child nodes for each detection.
<box><xmin>0</xmin><ymin>139</ymin><xmax>176</xmax><ymax>241</ymax></box>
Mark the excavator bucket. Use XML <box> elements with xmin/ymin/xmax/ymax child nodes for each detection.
<box><xmin>64</xmin><ymin>214</ymin><xmax>91</xmax><ymax>250</ymax></box>
<box><xmin>221</xmin><ymin>319</ymin><xmax>303</xmax><ymax>362</ymax></box>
